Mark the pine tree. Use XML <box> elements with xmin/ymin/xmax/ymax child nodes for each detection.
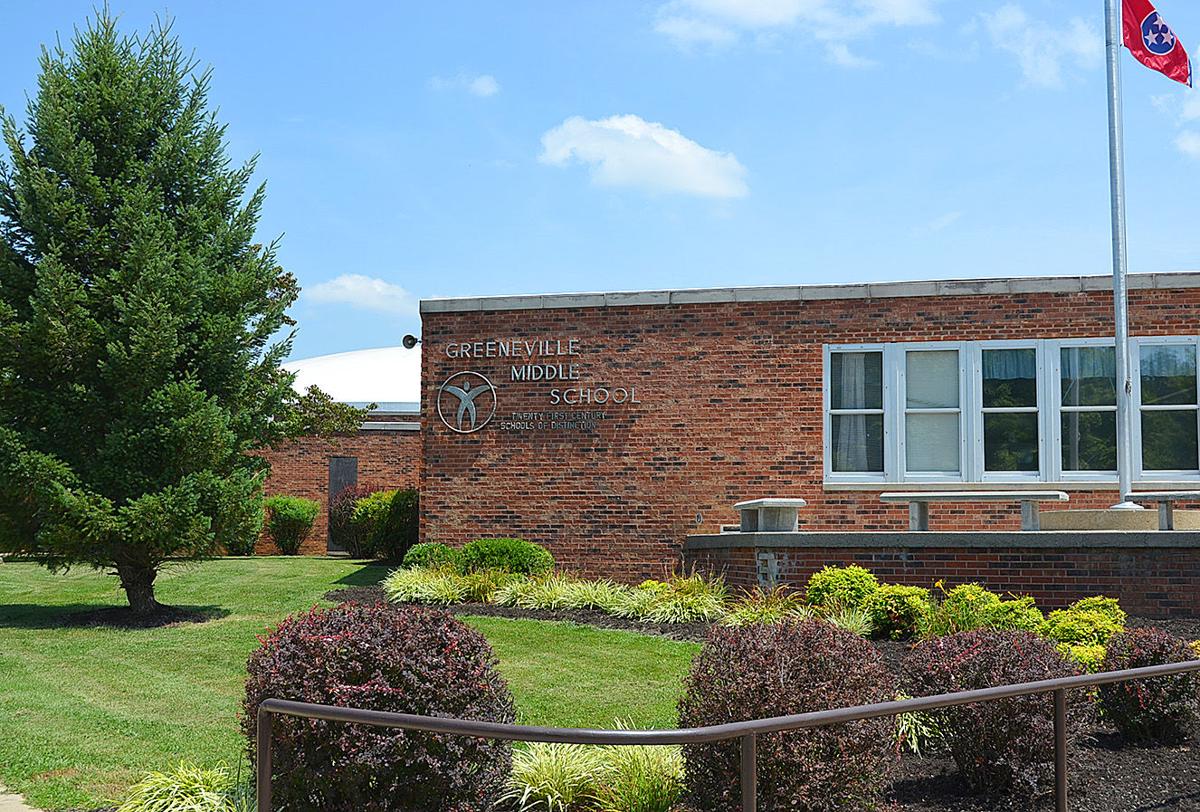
<box><xmin>0</xmin><ymin>13</ymin><xmax>329</xmax><ymax>613</ymax></box>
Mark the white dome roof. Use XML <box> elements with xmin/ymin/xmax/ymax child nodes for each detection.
<box><xmin>284</xmin><ymin>346</ymin><xmax>421</xmax><ymax>408</ymax></box>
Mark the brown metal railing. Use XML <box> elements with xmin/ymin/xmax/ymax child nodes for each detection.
<box><xmin>255</xmin><ymin>658</ymin><xmax>1200</xmax><ymax>812</ymax></box>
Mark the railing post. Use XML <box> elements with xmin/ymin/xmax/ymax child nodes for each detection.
<box><xmin>256</xmin><ymin>707</ymin><xmax>273</xmax><ymax>812</ymax></box>
<box><xmin>1054</xmin><ymin>689</ymin><xmax>1067</xmax><ymax>812</ymax></box>
<box><xmin>740</xmin><ymin>733</ymin><xmax>757</xmax><ymax>812</ymax></box>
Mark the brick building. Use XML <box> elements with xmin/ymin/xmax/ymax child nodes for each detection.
<box><xmin>418</xmin><ymin>272</ymin><xmax>1200</xmax><ymax>615</ymax></box>
<box><xmin>258</xmin><ymin>347</ymin><xmax>421</xmax><ymax>555</ymax></box>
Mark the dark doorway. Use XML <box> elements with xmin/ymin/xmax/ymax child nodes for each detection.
<box><xmin>327</xmin><ymin>456</ymin><xmax>358</xmax><ymax>553</ymax></box>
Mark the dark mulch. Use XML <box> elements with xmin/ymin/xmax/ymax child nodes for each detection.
<box><xmin>327</xmin><ymin>585</ymin><xmax>1200</xmax><ymax>811</ymax></box>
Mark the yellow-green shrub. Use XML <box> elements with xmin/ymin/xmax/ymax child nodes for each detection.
<box><xmin>865</xmin><ymin>585</ymin><xmax>931</xmax><ymax>640</ymax></box>
<box><xmin>804</xmin><ymin>565</ymin><xmax>880</xmax><ymax>610</ymax></box>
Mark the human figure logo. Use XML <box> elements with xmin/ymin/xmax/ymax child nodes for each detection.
<box><xmin>437</xmin><ymin>371</ymin><xmax>498</xmax><ymax>433</ymax></box>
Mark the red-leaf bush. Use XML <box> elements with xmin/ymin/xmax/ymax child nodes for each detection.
<box><xmin>242</xmin><ymin>602</ymin><xmax>515</xmax><ymax>811</ymax></box>
<box><xmin>1099</xmin><ymin>627</ymin><xmax>1200</xmax><ymax>744</ymax></box>
<box><xmin>903</xmin><ymin>630</ymin><xmax>1089</xmax><ymax>796</ymax></box>
<box><xmin>677</xmin><ymin>620</ymin><xmax>895</xmax><ymax>811</ymax></box>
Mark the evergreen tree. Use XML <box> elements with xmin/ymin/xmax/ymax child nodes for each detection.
<box><xmin>0</xmin><ymin>14</ymin><xmax>350</xmax><ymax>612</ymax></box>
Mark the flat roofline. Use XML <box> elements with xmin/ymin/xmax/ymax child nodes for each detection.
<box><xmin>420</xmin><ymin>271</ymin><xmax>1200</xmax><ymax>315</ymax></box>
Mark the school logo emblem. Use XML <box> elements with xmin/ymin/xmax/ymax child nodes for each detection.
<box><xmin>1142</xmin><ymin>12</ymin><xmax>1177</xmax><ymax>55</ymax></box>
<box><xmin>437</xmin><ymin>371</ymin><xmax>497</xmax><ymax>433</ymax></box>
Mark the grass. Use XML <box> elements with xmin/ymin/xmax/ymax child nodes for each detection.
<box><xmin>0</xmin><ymin>559</ymin><xmax>698</xmax><ymax>810</ymax></box>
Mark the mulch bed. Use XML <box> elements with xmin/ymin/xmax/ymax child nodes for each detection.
<box><xmin>328</xmin><ymin>584</ymin><xmax>1200</xmax><ymax>811</ymax></box>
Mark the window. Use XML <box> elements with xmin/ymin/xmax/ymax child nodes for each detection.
<box><xmin>1139</xmin><ymin>343</ymin><xmax>1199</xmax><ymax>472</ymax></box>
<box><xmin>1060</xmin><ymin>345</ymin><xmax>1116</xmax><ymax>472</ymax></box>
<box><xmin>904</xmin><ymin>350</ymin><xmax>961</xmax><ymax>475</ymax></box>
<box><xmin>981</xmin><ymin>348</ymin><xmax>1039</xmax><ymax>473</ymax></box>
<box><xmin>828</xmin><ymin>350</ymin><xmax>883</xmax><ymax>473</ymax></box>
<box><xmin>824</xmin><ymin>335</ymin><xmax>1200</xmax><ymax>484</ymax></box>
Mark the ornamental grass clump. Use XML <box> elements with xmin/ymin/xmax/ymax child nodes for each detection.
<box><xmin>593</xmin><ymin>740</ymin><xmax>685</xmax><ymax>812</ymax></box>
<box><xmin>865</xmin><ymin>584</ymin><xmax>932</xmax><ymax>640</ymax></box>
<box><xmin>382</xmin><ymin>567</ymin><xmax>469</xmax><ymax>605</ymax></box>
<box><xmin>903</xmin><ymin>630</ymin><xmax>1089</xmax><ymax>796</ymax></box>
<box><xmin>116</xmin><ymin>762</ymin><xmax>251</xmax><ymax>812</ymax></box>
<box><xmin>493</xmin><ymin>573</ymin><xmax>577</xmax><ymax>610</ymax></box>
<box><xmin>721</xmin><ymin>585</ymin><xmax>810</xmax><ymax>627</ymax></box>
<box><xmin>1098</xmin><ymin>627</ymin><xmax>1200</xmax><ymax>744</ymax></box>
<box><xmin>503</xmin><ymin>743</ymin><xmax>607</xmax><ymax>812</ymax></box>
<box><xmin>804</xmin><ymin>565</ymin><xmax>880</xmax><ymax>610</ymax></box>
<box><xmin>615</xmin><ymin>574</ymin><xmax>728</xmax><ymax>623</ymax></box>
<box><xmin>242</xmin><ymin>602</ymin><xmax>515</xmax><ymax>811</ymax></box>
<box><xmin>560</xmin><ymin>578</ymin><xmax>633</xmax><ymax>612</ymax></box>
<box><xmin>678</xmin><ymin>620</ymin><xmax>895</xmax><ymax>811</ymax></box>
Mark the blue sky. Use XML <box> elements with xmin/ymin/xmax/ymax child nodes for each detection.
<box><xmin>3</xmin><ymin>1</ymin><xmax>1199</xmax><ymax>360</ymax></box>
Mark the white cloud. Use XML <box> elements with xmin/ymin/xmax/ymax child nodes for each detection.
<box><xmin>922</xmin><ymin>210</ymin><xmax>964</xmax><ymax>233</ymax></box>
<box><xmin>306</xmin><ymin>274</ymin><xmax>418</xmax><ymax>315</ymax></box>
<box><xmin>539</xmin><ymin>114</ymin><xmax>749</xmax><ymax>199</ymax></box>
<box><xmin>982</xmin><ymin>4</ymin><xmax>1102</xmax><ymax>89</ymax></box>
<box><xmin>1176</xmin><ymin>131</ymin><xmax>1200</xmax><ymax>159</ymax></box>
<box><xmin>429</xmin><ymin>72</ymin><xmax>501</xmax><ymax>97</ymax></box>
<box><xmin>654</xmin><ymin>0</ymin><xmax>942</xmax><ymax>64</ymax></box>
<box><xmin>1153</xmin><ymin>89</ymin><xmax>1200</xmax><ymax>122</ymax></box>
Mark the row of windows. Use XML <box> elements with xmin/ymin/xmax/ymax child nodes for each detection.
<box><xmin>823</xmin><ymin>337</ymin><xmax>1200</xmax><ymax>483</ymax></box>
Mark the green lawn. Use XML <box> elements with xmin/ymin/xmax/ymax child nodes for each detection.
<box><xmin>0</xmin><ymin>559</ymin><xmax>698</xmax><ymax>810</ymax></box>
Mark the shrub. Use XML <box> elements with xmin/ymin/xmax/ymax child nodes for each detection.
<box><xmin>262</xmin><ymin>495</ymin><xmax>320</xmax><ymax>555</ymax></box>
<box><xmin>1041</xmin><ymin>607</ymin><xmax>1124</xmax><ymax>646</ymax></box>
<box><xmin>678</xmin><ymin>621</ymin><xmax>895</xmax><ymax>811</ymax></box>
<box><xmin>403</xmin><ymin>541</ymin><xmax>463</xmax><ymax>571</ymax></box>
<box><xmin>462</xmin><ymin>569</ymin><xmax>524</xmax><ymax>603</ymax></box>
<box><xmin>1098</xmin><ymin>627</ymin><xmax>1200</xmax><ymax>744</ymax></box>
<box><xmin>117</xmin><ymin>762</ymin><xmax>251</xmax><ymax>812</ymax></box>
<box><xmin>593</xmin><ymin>740</ymin><xmax>685</xmax><ymax>812</ymax></box>
<box><xmin>350</xmin><ymin>489</ymin><xmax>396</xmax><ymax>554</ymax></box>
<box><xmin>722</xmin><ymin>585</ymin><xmax>809</xmax><ymax>627</ymax></box>
<box><xmin>375</xmin><ymin>487</ymin><xmax>419</xmax><ymax>562</ymax></box>
<box><xmin>329</xmin><ymin>482</ymin><xmax>385</xmax><ymax>558</ymax></box>
<box><xmin>1069</xmin><ymin>596</ymin><xmax>1127</xmax><ymax>627</ymax></box>
<box><xmin>918</xmin><ymin>583</ymin><xmax>1042</xmax><ymax>638</ymax></box>
<box><xmin>613</xmin><ymin>573</ymin><xmax>727</xmax><ymax>623</ymax></box>
<box><xmin>865</xmin><ymin>584</ymin><xmax>931</xmax><ymax>640</ymax></box>
<box><xmin>903</xmin><ymin>630</ymin><xmax>1088</xmax><ymax>796</ymax></box>
<box><xmin>503</xmin><ymin>742</ymin><xmax>606</xmax><ymax>811</ymax></box>
<box><xmin>221</xmin><ymin>499</ymin><xmax>263</xmax><ymax>556</ymax></box>
<box><xmin>382</xmin><ymin>567</ymin><xmax>469</xmax><ymax>605</ymax></box>
<box><xmin>1192</xmin><ymin>640</ymin><xmax>1200</xmax><ymax>660</ymax></box>
<box><xmin>1058</xmin><ymin>643</ymin><xmax>1108</xmax><ymax>673</ymax></box>
<box><xmin>461</xmin><ymin>537</ymin><xmax>555</xmax><ymax>575</ymax></box>
<box><xmin>987</xmin><ymin>595</ymin><xmax>1045</xmax><ymax>633</ymax></box>
<box><xmin>804</xmin><ymin>565</ymin><xmax>880</xmax><ymax>610</ymax></box>
<box><xmin>242</xmin><ymin>602</ymin><xmax>515</xmax><ymax>811</ymax></box>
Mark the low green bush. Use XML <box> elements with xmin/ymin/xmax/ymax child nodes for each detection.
<box><xmin>117</xmin><ymin>762</ymin><xmax>251</xmax><ymax>812</ymax></box>
<box><xmin>402</xmin><ymin>541</ymin><xmax>463</xmax><ymax>571</ymax></box>
<box><xmin>262</xmin><ymin>495</ymin><xmax>320</xmax><ymax>556</ymax></box>
<box><xmin>1058</xmin><ymin>643</ymin><xmax>1107</xmax><ymax>673</ymax></box>
<box><xmin>1099</xmin><ymin>627</ymin><xmax>1200</xmax><ymax>744</ymax></box>
<box><xmin>1040</xmin><ymin>607</ymin><xmax>1124</xmax><ymax>646</ymax></box>
<box><xmin>987</xmin><ymin>595</ymin><xmax>1045</xmax><ymax>633</ymax></box>
<box><xmin>375</xmin><ymin>488</ymin><xmax>419</xmax><ymax>562</ymax></box>
<box><xmin>804</xmin><ymin>565</ymin><xmax>880</xmax><ymax>610</ymax></box>
<box><xmin>722</xmin><ymin>586</ymin><xmax>809</xmax><ymax>627</ymax></box>
<box><xmin>462</xmin><ymin>537</ymin><xmax>555</xmax><ymax>575</ymax></box>
<box><xmin>918</xmin><ymin>583</ymin><xmax>1042</xmax><ymax>638</ymax></box>
<box><xmin>865</xmin><ymin>584</ymin><xmax>931</xmax><ymax>640</ymax></box>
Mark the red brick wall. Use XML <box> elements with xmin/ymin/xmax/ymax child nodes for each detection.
<box><xmin>685</xmin><ymin>542</ymin><xmax>1200</xmax><ymax>618</ymax></box>
<box><xmin>257</xmin><ymin>431</ymin><xmax>421</xmax><ymax>555</ymax></box>
<box><xmin>420</xmin><ymin>287</ymin><xmax>1200</xmax><ymax>580</ymax></box>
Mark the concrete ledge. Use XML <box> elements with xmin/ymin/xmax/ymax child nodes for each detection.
<box><xmin>419</xmin><ymin>271</ymin><xmax>1200</xmax><ymax>314</ymax></box>
<box><xmin>683</xmin><ymin>531</ymin><xmax>1200</xmax><ymax>551</ymax></box>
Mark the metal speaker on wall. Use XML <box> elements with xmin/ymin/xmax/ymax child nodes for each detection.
<box><xmin>402</xmin><ymin>334</ymin><xmax>421</xmax><ymax>349</ymax></box>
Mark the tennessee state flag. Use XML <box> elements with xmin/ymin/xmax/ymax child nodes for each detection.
<box><xmin>1123</xmin><ymin>0</ymin><xmax>1192</xmax><ymax>86</ymax></box>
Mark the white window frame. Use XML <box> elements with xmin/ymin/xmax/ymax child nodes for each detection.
<box><xmin>970</xmin><ymin>341</ymin><xmax>1046</xmax><ymax>482</ymax></box>
<box><xmin>824</xmin><ymin>335</ymin><xmax>1200</xmax><ymax>486</ymax></box>
<box><xmin>1132</xmin><ymin>335</ymin><xmax>1200</xmax><ymax>481</ymax></box>
<box><xmin>822</xmin><ymin>344</ymin><xmax>888</xmax><ymax>483</ymax></box>
<box><xmin>1046</xmin><ymin>337</ymin><xmax>1118</xmax><ymax>483</ymax></box>
<box><xmin>897</xmin><ymin>342</ymin><xmax>969</xmax><ymax>483</ymax></box>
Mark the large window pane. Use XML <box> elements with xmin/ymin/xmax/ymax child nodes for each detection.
<box><xmin>831</xmin><ymin>413</ymin><xmax>884</xmax><ymax>472</ymax></box>
<box><xmin>984</xmin><ymin>412</ymin><xmax>1039</xmax><ymax>471</ymax></box>
<box><xmin>906</xmin><ymin>413</ymin><xmax>960</xmax><ymax>472</ymax></box>
<box><xmin>906</xmin><ymin>351</ymin><xmax>959</xmax><ymax>408</ymax></box>
<box><xmin>830</xmin><ymin>352</ymin><xmax>882</xmax><ymax>410</ymax></box>
<box><xmin>1061</xmin><ymin>346</ymin><xmax>1116</xmax><ymax>406</ymax></box>
<box><xmin>983</xmin><ymin>349</ymin><xmax>1037</xmax><ymax>408</ymax></box>
<box><xmin>1061</xmin><ymin>412</ymin><xmax>1117</xmax><ymax>471</ymax></box>
<box><xmin>1142</xmin><ymin>410</ymin><xmax>1199</xmax><ymax>470</ymax></box>
<box><xmin>1140</xmin><ymin>345</ymin><xmax>1197</xmax><ymax>406</ymax></box>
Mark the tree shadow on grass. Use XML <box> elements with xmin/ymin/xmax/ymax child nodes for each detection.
<box><xmin>333</xmin><ymin>563</ymin><xmax>391</xmax><ymax>588</ymax></box>
<box><xmin>0</xmin><ymin>602</ymin><xmax>229</xmax><ymax>629</ymax></box>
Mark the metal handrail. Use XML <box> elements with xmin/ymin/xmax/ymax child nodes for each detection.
<box><xmin>255</xmin><ymin>658</ymin><xmax>1200</xmax><ymax>812</ymax></box>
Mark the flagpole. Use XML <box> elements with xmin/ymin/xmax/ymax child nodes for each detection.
<box><xmin>1104</xmin><ymin>0</ymin><xmax>1142</xmax><ymax>509</ymax></box>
